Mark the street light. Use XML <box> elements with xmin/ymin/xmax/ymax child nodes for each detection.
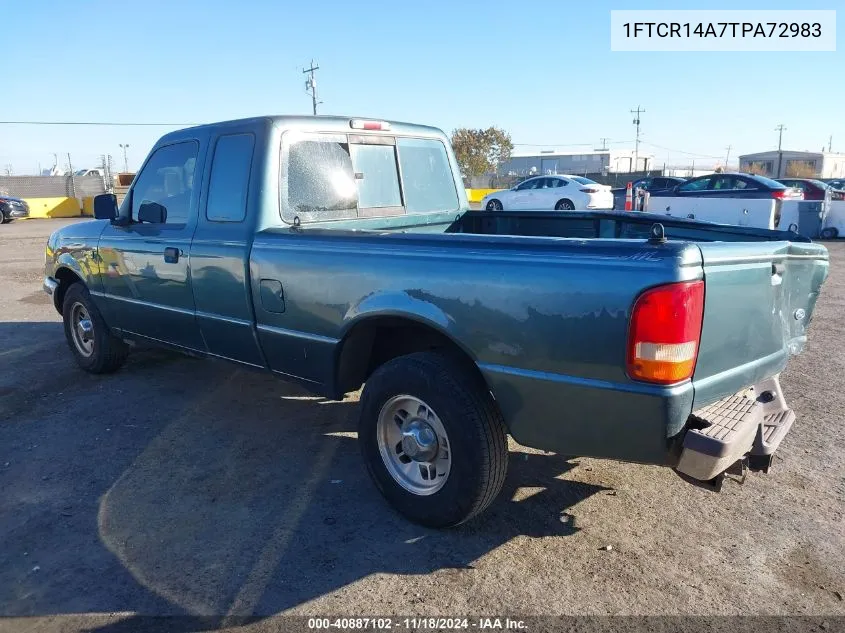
<box><xmin>119</xmin><ymin>144</ymin><xmax>129</xmax><ymax>172</ymax></box>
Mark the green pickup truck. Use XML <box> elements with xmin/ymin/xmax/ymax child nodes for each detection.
<box><xmin>43</xmin><ymin>116</ymin><xmax>829</xmax><ymax>527</ymax></box>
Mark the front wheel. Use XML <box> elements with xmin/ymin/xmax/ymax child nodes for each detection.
<box><xmin>555</xmin><ymin>199</ymin><xmax>575</xmax><ymax>211</ymax></box>
<box><xmin>0</xmin><ymin>209</ymin><xmax>11</xmax><ymax>224</ymax></box>
<box><xmin>820</xmin><ymin>227</ymin><xmax>839</xmax><ymax>240</ymax></box>
<box><xmin>62</xmin><ymin>283</ymin><xmax>129</xmax><ymax>373</ymax></box>
<box><xmin>359</xmin><ymin>352</ymin><xmax>508</xmax><ymax>527</ymax></box>
<box><xmin>485</xmin><ymin>199</ymin><xmax>503</xmax><ymax>211</ymax></box>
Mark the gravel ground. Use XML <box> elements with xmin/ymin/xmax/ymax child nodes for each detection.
<box><xmin>0</xmin><ymin>219</ymin><xmax>843</xmax><ymax>631</ymax></box>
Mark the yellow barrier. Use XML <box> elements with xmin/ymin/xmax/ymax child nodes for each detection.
<box><xmin>465</xmin><ymin>188</ymin><xmax>504</xmax><ymax>203</ymax></box>
<box><xmin>23</xmin><ymin>197</ymin><xmax>84</xmax><ymax>219</ymax></box>
<box><xmin>81</xmin><ymin>197</ymin><xmax>94</xmax><ymax>216</ymax></box>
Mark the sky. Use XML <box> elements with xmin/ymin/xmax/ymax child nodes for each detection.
<box><xmin>1</xmin><ymin>0</ymin><xmax>842</xmax><ymax>174</ymax></box>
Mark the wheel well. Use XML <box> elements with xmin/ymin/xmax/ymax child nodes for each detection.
<box><xmin>54</xmin><ymin>267</ymin><xmax>83</xmax><ymax>315</ymax></box>
<box><xmin>335</xmin><ymin>317</ymin><xmax>483</xmax><ymax>396</ymax></box>
<box><xmin>556</xmin><ymin>198</ymin><xmax>573</xmax><ymax>207</ymax></box>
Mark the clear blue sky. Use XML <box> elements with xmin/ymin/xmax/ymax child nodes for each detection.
<box><xmin>2</xmin><ymin>0</ymin><xmax>842</xmax><ymax>173</ymax></box>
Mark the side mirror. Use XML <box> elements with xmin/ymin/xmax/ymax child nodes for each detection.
<box><xmin>93</xmin><ymin>194</ymin><xmax>118</xmax><ymax>220</ymax></box>
<box><xmin>138</xmin><ymin>201</ymin><xmax>167</xmax><ymax>224</ymax></box>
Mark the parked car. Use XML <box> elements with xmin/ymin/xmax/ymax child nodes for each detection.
<box><xmin>481</xmin><ymin>175</ymin><xmax>613</xmax><ymax>211</ymax></box>
<box><xmin>651</xmin><ymin>173</ymin><xmax>804</xmax><ymax>200</ymax></box>
<box><xmin>824</xmin><ymin>178</ymin><xmax>845</xmax><ymax>190</ymax></box>
<box><xmin>612</xmin><ymin>176</ymin><xmax>687</xmax><ymax>209</ymax></box>
<box><xmin>777</xmin><ymin>178</ymin><xmax>845</xmax><ymax>201</ymax></box>
<box><xmin>43</xmin><ymin>116</ymin><xmax>829</xmax><ymax>527</ymax></box>
<box><xmin>0</xmin><ymin>195</ymin><xmax>30</xmax><ymax>223</ymax></box>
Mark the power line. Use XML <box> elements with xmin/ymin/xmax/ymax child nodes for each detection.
<box><xmin>0</xmin><ymin>121</ymin><xmax>199</xmax><ymax>126</ymax></box>
<box><xmin>639</xmin><ymin>140</ymin><xmax>722</xmax><ymax>159</ymax></box>
<box><xmin>513</xmin><ymin>140</ymin><xmax>634</xmax><ymax>147</ymax></box>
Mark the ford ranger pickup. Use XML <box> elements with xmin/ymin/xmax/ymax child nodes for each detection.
<box><xmin>43</xmin><ymin>116</ymin><xmax>829</xmax><ymax>527</ymax></box>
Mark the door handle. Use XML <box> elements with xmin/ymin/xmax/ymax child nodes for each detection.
<box><xmin>163</xmin><ymin>247</ymin><xmax>181</xmax><ymax>263</ymax></box>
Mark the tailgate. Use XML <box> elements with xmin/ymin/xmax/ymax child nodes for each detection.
<box><xmin>692</xmin><ymin>240</ymin><xmax>829</xmax><ymax>407</ymax></box>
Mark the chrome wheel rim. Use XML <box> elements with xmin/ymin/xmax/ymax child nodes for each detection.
<box><xmin>377</xmin><ymin>395</ymin><xmax>451</xmax><ymax>495</ymax></box>
<box><xmin>70</xmin><ymin>302</ymin><xmax>94</xmax><ymax>357</ymax></box>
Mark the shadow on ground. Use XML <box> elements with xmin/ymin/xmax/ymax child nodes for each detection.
<box><xmin>0</xmin><ymin>322</ymin><xmax>607</xmax><ymax>631</ymax></box>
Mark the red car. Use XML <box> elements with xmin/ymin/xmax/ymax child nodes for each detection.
<box><xmin>777</xmin><ymin>178</ymin><xmax>845</xmax><ymax>201</ymax></box>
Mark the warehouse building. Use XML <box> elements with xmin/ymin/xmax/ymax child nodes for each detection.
<box><xmin>738</xmin><ymin>150</ymin><xmax>845</xmax><ymax>179</ymax></box>
<box><xmin>499</xmin><ymin>148</ymin><xmax>655</xmax><ymax>177</ymax></box>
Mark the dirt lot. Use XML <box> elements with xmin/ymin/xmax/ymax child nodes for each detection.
<box><xmin>1</xmin><ymin>219</ymin><xmax>843</xmax><ymax>630</ymax></box>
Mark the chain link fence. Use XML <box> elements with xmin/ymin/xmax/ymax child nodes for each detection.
<box><xmin>0</xmin><ymin>175</ymin><xmax>107</xmax><ymax>199</ymax></box>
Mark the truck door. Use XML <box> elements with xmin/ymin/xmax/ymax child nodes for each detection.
<box><xmin>190</xmin><ymin>130</ymin><xmax>265</xmax><ymax>367</ymax></box>
<box><xmin>97</xmin><ymin>140</ymin><xmax>205</xmax><ymax>351</ymax></box>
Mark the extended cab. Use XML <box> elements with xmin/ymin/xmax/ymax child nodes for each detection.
<box><xmin>44</xmin><ymin>116</ymin><xmax>829</xmax><ymax>527</ymax></box>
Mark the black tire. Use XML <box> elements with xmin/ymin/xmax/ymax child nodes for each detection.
<box><xmin>359</xmin><ymin>351</ymin><xmax>508</xmax><ymax>528</ymax></box>
<box><xmin>62</xmin><ymin>283</ymin><xmax>129</xmax><ymax>373</ymax></box>
<box><xmin>820</xmin><ymin>227</ymin><xmax>838</xmax><ymax>240</ymax></box>
<box><xmin>485</xmin><ymin>199</ymin><xmax>503</xmax><ymax>211</ymax></box>
<box><xmin>555</xmin><ymin>199</ymin><xmax>575</xmax><ymax>211</ymax></box>
<box><xmin>0</xmin><ymin>209</ymin><xmax>10</xmax><ymax>224</ymax></box>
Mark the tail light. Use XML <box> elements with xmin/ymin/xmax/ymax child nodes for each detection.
<box><xmin>580</xmin><ymin>187</ymin><xmax>599</xmax><ymax>193</ymax></box>
<box><xmin>772</xmin><ymin>189</ymin><xmax>803</xmax><ymax>200</ymax></box>
<box><xmin>627</xmin><ymin>281</ymin><xmax>704</xmax><ymax>384</ymax></box>
<box><xmin>350</xmin><ymin>119</ymin><xmax>391</xmax><ymax>131</ymax></box>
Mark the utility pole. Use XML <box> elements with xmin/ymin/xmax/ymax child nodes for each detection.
<box><xmin>630</xmin><ymin>106</ymin><xmax>644</xmax><ymax>173</ymax></box>
<box><xmin>775</xmin><ymin>124</ymin><xmax>786</xmax><ymax>178</ymax></box>
<box><xmin>828</xmin><ymin>135</ymin><xmax>833</xmax><ymax>152</ymax></box>
<box><xmin>67</xmin><ymin>153</ymin><xmax>76</xmax><ymax>198</ymax></box>
<box><xmin>599</xmin><ymin>137</ymin><xmax>609</xmax><ymax>150</ymax></box>
<box><xmin>119</xmin><ymin>144</ymin><xmax>129</xmax><ymax>172</ymax></box>
<box><xmin>724</xmin><ymin>145</ymin><xmax>732</xmax><ymax>169</ymax></box>
<box><xmin>303</xmin><ymin>60</ymin><xmax>320</xmax><ymax>116</ymax></box>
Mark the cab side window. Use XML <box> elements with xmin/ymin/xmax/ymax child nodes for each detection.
<box><xmin>206</xmin><ymin>134</ymin><xmax>255</xmax><ymax>222</ymax></box>
<box><xmin>130</xmin><ymin>141</ymin><xmax>199</xmax><ymax>224</ymax></box>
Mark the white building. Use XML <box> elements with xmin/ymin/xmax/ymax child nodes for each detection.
<box><xmin>500</xmin><ymin>148</ymin><xmax>655</xmax><ymax>176</ymax></box>
<box><xmin>738</xmin><ymin>150</ymin><xmax>845</xmax><ymax>179</ymax></box>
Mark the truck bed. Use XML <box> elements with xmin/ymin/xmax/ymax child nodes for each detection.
<box><xmin>250</xmin><ymin>209</ymin><xmax>828</xmax><ymax>465</ymax></box>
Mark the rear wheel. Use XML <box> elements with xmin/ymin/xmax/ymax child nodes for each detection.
<box><xmin>820</xmin><ymin>227</ymin><xmax>839</xmax><ymax>239</ymax></box>
<box><xmin>485</xmin><ymin>199</ymin><xmax>503</xmax><ymax>211</ymax></box>
<box><xmin>359</xmin><ymin>352</ymin><xmax>508</xmax><ymax>527</ymax></box>
<box><xmin>62</xmin><ymin>283</ymin><xmax>129</xmax><ymax>373</ymax></box>
<box><xmin>555</xmin><ymin>199</ymin><xmax>575</xmax><ymax>210</ymax></box>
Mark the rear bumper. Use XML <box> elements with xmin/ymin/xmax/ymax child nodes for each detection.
<box><xmin>676</xmin><ymin>375</ymin><xmax>794</xmax><ymax>482</ymax></box>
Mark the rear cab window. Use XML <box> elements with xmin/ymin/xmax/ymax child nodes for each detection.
<box><xmin>206</xmin><ymin>133</ymin><xmax>255</xmax><ymax>222</ymax></box>
<box><xmin>280</xmin><ymin>132</ymin><xmax>459</xmax><ymax>223</ymax></box>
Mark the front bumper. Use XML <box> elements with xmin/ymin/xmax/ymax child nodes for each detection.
<box><xmin>43</xmin><ymin>276</ymin><xmax>58</xmax><ymax>296</ymax></box>
<box><xmin>3</xmin><ymin>203</ymin><xmax>29</xmax><ymax>218</ymax></box>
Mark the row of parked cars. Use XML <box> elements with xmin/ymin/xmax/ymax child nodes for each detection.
<box><xmin>617</xmin><ymin>174</ymin><xmax>845</xmax><ymax>209</ymax></box>
<box><xmin>480</xmin><ymin>173</ymin><xmax>845</xmax><ymax>213</ymax></box>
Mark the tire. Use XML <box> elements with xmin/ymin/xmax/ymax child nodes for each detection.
<box><xmin>359</xmin><ymin>351</ymin><xmax>508</xmax><ymax>527</ymax></box>
<box><xmin>62</xmin><ymin>283</ymin><xmax>129</xmax><ymax>373</ymax></box>
<box><xmin>485</xmin><ymin>199</ymin><xmax>503</xmax><ymax>211</ymax></box>
<box><xmin>0</xmin><ymin>209</ymin><xmax>10</xmax><ymax>224</ymax></box>
<box><xmin>555</xmin><ymin>199</ymin><xmax>575</xmax><ymax>211</ymax></box>
<box><xmin>820</xmin><ymin>227</ymin><xmax>839</xmax><ymax>240</ymax></box>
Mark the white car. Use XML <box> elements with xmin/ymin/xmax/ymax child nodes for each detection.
<box><xmin>481</xmin><ymin>175</ymin><xmax>613</xmax><ymax>211</ymax></box>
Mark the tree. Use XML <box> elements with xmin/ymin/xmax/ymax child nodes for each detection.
<box><xmin>450</xmin><ymin>127</ymin><xmax>513</xmax><ymax>178</ymax></box>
